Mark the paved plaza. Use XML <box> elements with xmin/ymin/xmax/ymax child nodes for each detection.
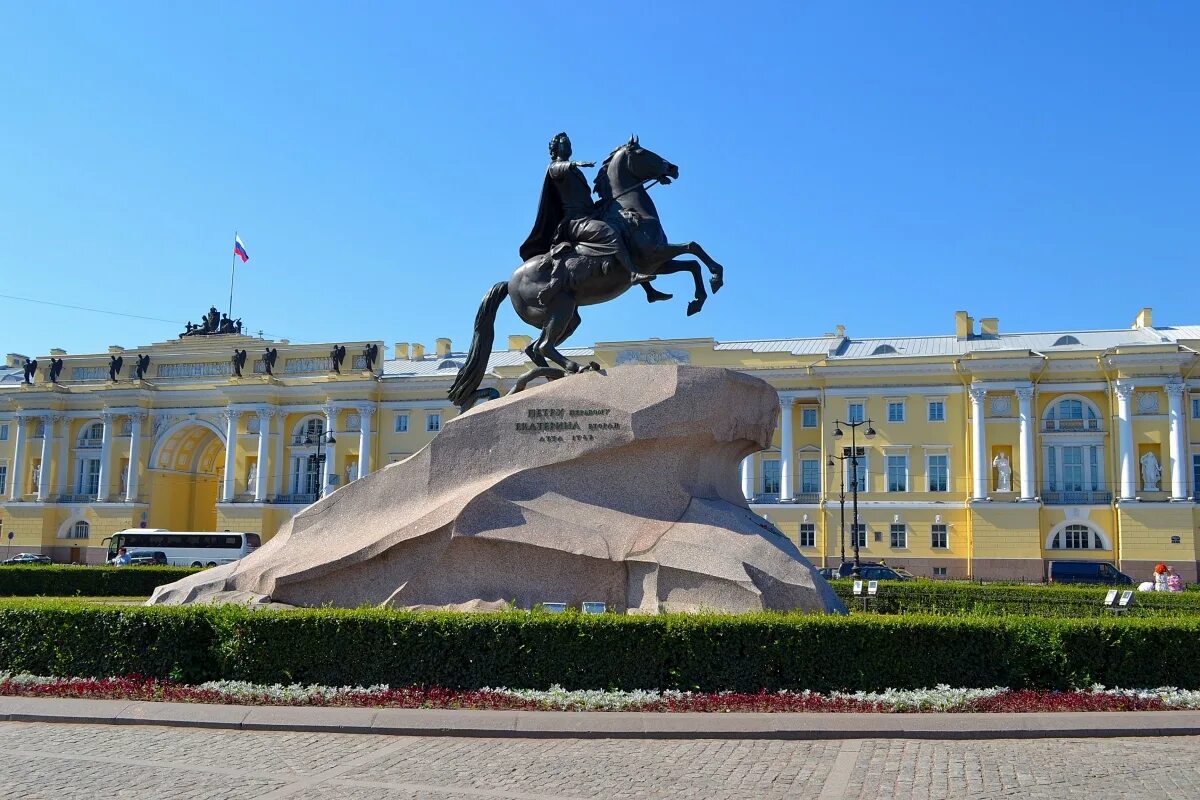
<box><xmin>1</xmin><ymin>720</ymin><xmax>1199</xmax><ymax>799</ymax></box>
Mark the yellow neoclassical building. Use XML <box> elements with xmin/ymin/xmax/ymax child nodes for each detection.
<box><xmin>3</xmin><ymin>307</ymin><xmax>1199</xmax><ymax>581</ymax></box>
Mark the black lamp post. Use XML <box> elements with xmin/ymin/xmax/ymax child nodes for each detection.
<box><xmin>827</xmin><ymin>454</ymin><xmax>848</xmax><ymax>565</ymax></box>
<box><xmin>305</xmin><ymin>428</ymin><xmax>337</xmax><ymax>497</ymax></box>
<box><xmin>832</xmin><ymin>418</ymin><xmax>875</xmax><ymax>576</ymax></box>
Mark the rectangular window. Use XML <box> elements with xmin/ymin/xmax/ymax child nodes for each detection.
<box><xmin>798</xmin><ymin>523</ymin><xmax>815</xmax><ymax>548</ymax></box>
<box><xmin>1193</xmin><ymin>454</ymin><xmax>1200</xmax><ymax>497</ymax></box>
<box><xmin>1193</xmin><ymin>397</ymin><xmax>1200</xmax><ymax>419</ymax></box>
<box><xmin>0</xmin><ymin>463</ymin><xmax>6</xmax><ymax>495</ymax></box>
<box><xmin>426</xmin><ymin>413</ymin><xmax>441</xmax><ymax>432</ymax></box>
<box><xmin>77</xmin><ymin>459</ymin><xmax>100</xmax><ymax>495</ymax></box>
<box><xmin>847</xmin><ymin>402</ymin><xmax>865</xmax><ymax>424</ymax></box>
<box><xmin>0</xmin><ymin>424</ymin><xmax>8</xmax><ymax>441</ymax></box>
<box><xmin>843</xmin><ymin>447</ymin><xmax>868</xmax><ymax>492</ymax></box>
<box><xmin>889</xmin><ymin>523</ymin><xmax>907</xmax><ymax>549</ymax></box>
<box><xmin>931</xmin><ymin>524</ymin><xmax>948</xmax><ymax>549</ymax></box>
<box><xmin>394</xmin><ymin>414</ymin><xmax>409</xmax><ymax>433</ymax></box>
<box><xmin>801</xmin><ymin>408</ymin><xmax>818</xmax><ymax>428</ymax></box>
<box><xmin>886</xmin><ymin>455</ymin><xmax>908</xmax><ymax>492</ymax></box>
<box><xmin>933</xmin><ymin>566</ymin><xmax>947</xmax><ymax>577</ymax></box>
<box><xmin>1062</xmin><ymin>446</ymin><xmax>1084</xmax><ymax>492</ymax></box>
<box><xmin>1089</xmin><ymin>446</ymin><xmax>1100</xmax><ymax>491</ymax></box>
<box><xmin>851</xmin><ymin>523</ymin><xmax>867</xmax><ymax>548</ymax></box>
<box><xmin>928</xmin><ymin>454</ymin><xmax>949</xmax><ymax>492</ymax></box>
<box><xmin>887</xmin><ymin>401</ymin><xmax>905</xmax><ymax>423</ymax></box>
<box><xmin>927</xmin><ymin>400</ymin><xmax>945</xmax><ymax>422</ymax></box>
<box><xmin>761</xmin><ymin>459</ymin><xmax>781</xmax><ymax>494</ymax></box>
<box><xmin>1047</xmin><ymin>448</ymin><xmax>1058</xmax><ymax>491</ymax></box>
<box><xmin>800</xmin><ymin>459</ymin><xmax>820</xmax><ymax>493</ymax></box>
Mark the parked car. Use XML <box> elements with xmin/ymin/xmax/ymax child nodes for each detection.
<box><xmin>1047</xmin><ymin>560</ymin><xmax>1132</xmax><ymax>586</ymax></box>
<box><xmin>126</xmin><ymin>550</ymin><xmax>169</xmax><ymax>566</ymax></box>
<box><xmin>831</xmin><ymin>562</ymin><xmax>912</xmax><ymax>581</ymax></box>
<box><xmin>1</xmin><ymin>553</ymin><xmax>52</xmax><ymax>565</ymax></box>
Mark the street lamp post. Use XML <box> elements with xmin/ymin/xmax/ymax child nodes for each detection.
<box><xmin>832</xmin><ymin>417</ymin><xmax>875</xmax><ymax>576</ymax></box>
<box><xmin>305</xmin><ymin>428</ymin><xmax>337</xmax><ymax>498</ymax></box>
<box><xmin>827</xmin><ymin>454</ymin><xmax>848</xmax><ymax>565</ymax></box>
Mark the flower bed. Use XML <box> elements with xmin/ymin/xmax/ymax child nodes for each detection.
<box><xmin>2</xmin><ymin>672</ymin><xmax>1196</xmax><ymax>713</ymax></box>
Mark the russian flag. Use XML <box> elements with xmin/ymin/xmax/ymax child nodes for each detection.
<box><xmin>233</xmin><ymin>235</ymin><xmax>249</xmax><ymax>263</ymax></box>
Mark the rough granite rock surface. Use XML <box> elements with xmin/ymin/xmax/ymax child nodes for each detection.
<box><xmin>148</xmin><ymin>366</ymin><xmax>845</xmax><ymax>614</ymax></box>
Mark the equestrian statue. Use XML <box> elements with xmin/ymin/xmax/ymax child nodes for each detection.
<box><xmin>448</xmin><ymin>134</ymin><xmax>724</xmax><ymax>409</ymax></box>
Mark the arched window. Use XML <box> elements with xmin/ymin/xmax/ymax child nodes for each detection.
<box><xmin>1043</xmin><ymin>398</ymin><xmax>1101</xmax><ymax>432</ymax></box>
<box><xmin>1052</xmin><ymin>335</ymin><xmax>1082</xmax><ymax>347</ymax></box>
<box><xmin>871</xmin><ymin>345</ymin><xmax>897</xmax><ymax>355</ymax></box>
<box><xmin>1048</xmin><ymin>523</ymin><xmax>1109</xmax><ymax>550</ymax></box>
<box><xmin>78</xmin><ymin>422</ymin><xmax>104</xmax><ymax>447</ymax></box>
<box><xmin>68</xmin><ymin>521</ymin><xmax>90</xmax><ymax>540</ymax></box>
<box><xmin>293</xmin><ymin>417</ymin><xmax>325</xmax><ymax>445</ymax></box>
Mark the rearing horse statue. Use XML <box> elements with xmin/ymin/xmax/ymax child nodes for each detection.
<box><xmin>448</xmin><ymin>137</ymin><xmax>725</xmax><ymax>409</ymax></box>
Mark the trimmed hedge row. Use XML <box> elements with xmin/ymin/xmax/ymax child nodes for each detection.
<box><xmin>2</xmin><ymin>600</ymin><xmax>1198</xmax><ymax>691</ymax></box>
<box><xmin>0</xmin><ymin>566</ymin><xmax>200</xmax><ymax>597</ymax></box>
<box><xmin>828</xmin><ymin>579</ymin><xmax>1200</xmax><ymax>617</ymax></box>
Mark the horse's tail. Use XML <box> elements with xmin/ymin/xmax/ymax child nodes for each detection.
<box><xmin>447</xmin><ymin>280</ymin><xmax>509</xmax><ymax>409</ymax></box>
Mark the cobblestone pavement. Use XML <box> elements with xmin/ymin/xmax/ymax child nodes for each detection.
<box><xmin>1</xmin><ymin>721</ymin><xmax>1199</xmax><ymax>799</ymax></box>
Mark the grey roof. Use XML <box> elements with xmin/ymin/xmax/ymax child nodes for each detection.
<box><xmin>376</xmin><ymin>322</ymin><xmax>1198</xmax><ymax>381</ymax></box>
<box><xmin>382</xmin><ymin>347</ymin><xmax>595</xmax><ymax>378</ymax></box>
<box><xmin>0</xmin><ymin>368</ymin><xmax>22</xmax><ymax>385</ymax></box>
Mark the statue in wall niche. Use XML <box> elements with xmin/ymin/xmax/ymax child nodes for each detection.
<box><xmin>231</xmin><ymin>349</ymin><xmax>248</xmax><ymax>378</ymax></box>
<box><xmin>22</xmin><ymin>357</ymin><xmax>37</xmax><ymax>385</ymax></box>
<box><xmin>263</xmin><ymin>347</ymin><xmax>278</xmax><ymax>376</ymax></box>
<box><xmin>48</xmin><ymin>358</ymin><xmax>63</xmax><ymax>383</ymax></box>
<box><xmin>1141</xmin><ymin>451</ymin><xmax>1162</xmax><ymax>492</ymax></box>
<box><xmin>134</xmin><ymin>354</ymin><xmax>150</xmax><ymax>380</ymax></box>
<box><xmin>330</xmin><ymin>344</ymin><xmax>346</xmax><ymax>374</ymax></box>
<box><xmin>108</xmin><ymin>354</ymin><xmax>123</xmax><ymax>382</ymax></box>
<box><xmin>447</xmin><ymin>133</ymin><xmax>726</xmax><ymax>410</ymax></box>
<box><xmin>992</xmin><ymin>453</ymin><xmax>1012</xmax><ymax>493</ymax></box>
<box><xmin>246</xmin><ymin>465</ymin><xmax>257</xmax><ymax>495</ymax></box>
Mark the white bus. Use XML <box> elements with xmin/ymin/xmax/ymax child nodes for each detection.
<box><xmin>103</xmin><ymin>529</ymin><xmax>261</xmax><ymax>567</ymax></box>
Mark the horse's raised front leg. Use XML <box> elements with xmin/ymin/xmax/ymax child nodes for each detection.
<box><xmin>654</xmin><ymin>259</ymin><xmax>707</xmax><ymax>316</ymax></box>
<box><xmin>534</xmin><ymin>296</ymin><xmax>585</xmax><ymax>373</ymax></box>
<box><xmin>659</xmin><ymin>242</ymin><xmax>725</xmax><ymax>294</ymax></box>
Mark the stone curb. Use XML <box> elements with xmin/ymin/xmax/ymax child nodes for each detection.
<box><xmin>4</xmin><ymin>697</ymin><xmax>1200</xmax><ymax>739</ymax></box>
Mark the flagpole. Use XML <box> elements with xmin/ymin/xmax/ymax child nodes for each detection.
<box><xmin>228</xmin><ymin>231</ymin><xmax>237</xmax><ymax>321</ymax></box>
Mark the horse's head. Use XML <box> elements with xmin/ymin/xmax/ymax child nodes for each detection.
<box><xmin>595</xmin><ymin>135</ymin><xmax>679</xmax><ymax>199</ymax></box>
<box><xmin>623</xmin><ymin>135</ymin><xmax>679</xmax><ymax>185</ymax></box>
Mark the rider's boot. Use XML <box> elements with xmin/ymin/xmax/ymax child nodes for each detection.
<box><xmin>642</xmin><ymin>282</ymin><xmax>673</xmax><ymax>303</ymax></box>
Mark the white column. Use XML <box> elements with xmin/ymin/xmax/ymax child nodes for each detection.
<box><xmin>55</xmin><ymin>415</ymin><xmax>70</xmax><ymax>496</ymax></box>
<box><xmin>1166</xmin><ymin>382</ymin><xmax>1188</xmax><ymax>500</ymax></box>
<box><xmin>95</xmin><ymin>411</ymin><xmax>115</xmax><ymax>502</ymax></box>
<box><xmin>273</xmin><ymin>411</ymin><xmax>286</xmax><ymax>498</ymax></box>
<box><xmin>323</xmin><ymin>406</ymin><xmax>338</xmax><ymax>496</ymax></box>
<box><xmin>221</xmin><ymin>408</ymin><xmax>240</xmax><ymax>502</ymax></box>
<box><xmin>779</xmin><ymin>397</ymin><xmax>795</xmax><ymax>502</ymax></box>
<box><xmin>1016</xmin><ymin>386</ymin><xmax>1036</xmax><ymax>501</ymax></box>
<box><xmin>8</xmin><ymin>414</ymin><xmax>27</xmax><ymax>500</ymax></box>
<box><xmin>254</xmin><ymin>408</ymin><xmax>273</xmax><ymax>502</ymax></box>
<box><xmin>357</xmin><ymin>406</ymin><xmax>375</xmax><ymax>480</ymax></box>
<box><xmin>1115</xmin><ymin>381</ymin><xmax>1136</xmax><ymax>500</ymax></box>
<box><xmin>968</xmin><ymin>385</ymin><xmax>988</xmax><ymax>500</ymax></box>
<box><xmin>124</xmin><ymin>412</ymin><xmax>145</xmax><ymax>503</ymax></box>
<box><xmin>740</xmin><ymin>455</ymin><xmax>754</xmax><ymax>501</ymax></box>
<box><xmin>36</xmin><ymin>415</ymin><xmax>53</xmax><ymax>502</ymax></box>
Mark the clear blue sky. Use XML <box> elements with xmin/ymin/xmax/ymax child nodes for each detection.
<box><xmin>2</xmin><ymin>2</ymin><xmax>1197</xmax><ymax>359</ymax></box>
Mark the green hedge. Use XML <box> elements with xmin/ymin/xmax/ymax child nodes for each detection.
<box><xmin>829</xmin><ymin>580</ymin><xmax>1200</xmax><ymax>617</ymax></box>
<box><xmin>0</xmin><ymin>566</ymin><xmax>201</xmax><ymax>597</ymax></box>
<box><xmin>2</xmin><ymin>600</ymin><xmax>1199</xmax><ymax>691</ymax></box>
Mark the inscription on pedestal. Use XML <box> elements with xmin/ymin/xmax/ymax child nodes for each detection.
<box><xmin>515</xmin><ymin>408</ymin><xmax>623</xmax><ymax>443</ymax></box>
